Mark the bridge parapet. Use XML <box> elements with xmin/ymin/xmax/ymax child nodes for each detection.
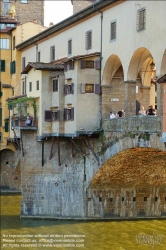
<box><xmin>102</xmin><ymin>116</ymin><xmax>162</xmax><ymax>133</ymax></box>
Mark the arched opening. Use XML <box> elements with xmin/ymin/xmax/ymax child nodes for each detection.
<box><xmin>0</xmin><ymin>149</ymin><xmax>21</xmax><ymax>191</ymax></box>
<box><xmin>128</xmin><ymin>47</ymin><xmax>156</xmax><ymax>111</ymax></box>
<box><xmin>102</xmin><ymin>55</ymin><xmax>124</xmax><ymax>116</ymax></box>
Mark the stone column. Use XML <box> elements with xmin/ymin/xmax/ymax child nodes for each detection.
<box><xmin>124</xmin><ymin>81</ymin><xmax>136</xmax><ymax>117</ymax></box>
<box><xmin>156</xmin><ymin>83</ymin><xmax>163</xmax><ymax>116</ymax></box>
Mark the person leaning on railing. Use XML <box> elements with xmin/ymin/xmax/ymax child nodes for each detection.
<box><xmin>147</xmin><ymin>105</ymin><xmax>156</xmax><ymax>116</ymax></box>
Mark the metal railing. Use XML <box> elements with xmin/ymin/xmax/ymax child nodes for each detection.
<box><xmin>102</xmin><ymin>115</ymin><xmax>162</xmax><ymax>133</ymax></box>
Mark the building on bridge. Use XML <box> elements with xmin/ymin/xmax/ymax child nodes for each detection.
<box><xmin>1</xmin><ymin>0</ymin><xmax>166</xmax><ymax>218</ymax></box>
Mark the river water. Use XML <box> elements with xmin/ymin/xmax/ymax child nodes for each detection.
<box><xmin>1</xmin><ymin>194</ymin><xmax>166</xmax><ymax>250</ymax></box>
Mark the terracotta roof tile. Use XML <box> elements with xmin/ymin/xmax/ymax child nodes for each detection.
<box><xmin>21</xmin><ymin>62</ymin><xmax>64</xmax><ymax>74</ymax></box>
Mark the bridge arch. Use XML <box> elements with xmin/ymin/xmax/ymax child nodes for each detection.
<box><xmin>160</xmin><ymin>49</ymin><xmax>166</xmax><ymax>75</ymax></box>
<box><xmin>87</xmin><ymin>147</ymin><xmax>166</xmax><ymax>218</ymax></box>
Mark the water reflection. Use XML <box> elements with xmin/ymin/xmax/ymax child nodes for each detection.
<box><xmin>1</xmin><ymin>194</ymin><xmax>166</xmax><ymax>250</ymax></box>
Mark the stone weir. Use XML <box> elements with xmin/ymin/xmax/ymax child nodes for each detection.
<box><xmin>20</xmin><ymin>129</ymin><xmax>166</xmax><ymax>219</ymax></box>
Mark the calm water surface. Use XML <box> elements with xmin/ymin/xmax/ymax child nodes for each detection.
<box><xmin>1</xmin><ymin>194</ymin><xmax>166</xmax><ymax>250</ymax></box>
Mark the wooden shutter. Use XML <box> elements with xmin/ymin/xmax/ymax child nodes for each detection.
<box><xmin>64</xmin><ymin>63</ymin><xmax>67</xmax><ymax>72</ymax></box>
<box><xmin>0</xmin><ymin>108</ymin><xmax>2</xmax><ymax>126</ymax></box>
<box><xmin>8</xmin><ymin>103</ymin><xmax>13</xmax><ymax>110</ymax></box>
<box><xmin>0</xmin><ymin>60</ymin><xmax>5</xmax><ymax>72</ymax></box>
<box><xmin>95</xmin><ymin>84</ymin><xmax>101</xmax><ymax>94</ymax></box>
<box><xmin>13</xmin><ymin>61</ymin><xmax>16</xmax><ymax>73</ymax></box>
<box><xmin>45</xmin><ymin>110</ymin><xmax>52</xmax><ymax>121</ymax></box>
<box><xmin>64</xmin><ymin>108</ymin><xmax>67</xmax><ymax>121</ymax></box>
<box><xmin>95</xmin><ymin>60</ymin><xmax>101</xmax><ymax>70</ymax></box>
<box><xmin>57</xmin><ymin>110</ymin><xmax>60</xmax><ymax>121</ymax></box>
<box><xmin>81</xmin><ymin>83</ymin><xmax>85</xmax><ymax>94</ymax></box>
<box><xmin>71</xmin><ymin>107</ymin><xmax>74</xmax><ymax>121</ymax></box>
<box><xmin>53</xmin><ymin>79</ymin><xmax>58</xmax><ymax>92</ymax></box>
<box><xmin>80</xmin><ymin>60</ymin><xmax>86</xmax><ymax>69</ymax></box>
<box><xmin>5</xmin><ymin>121</ymin><xmax>9</xmax><ymax>132</ymax></box>
<box><xmin>71</xmin><ymin>83</ymin><xmax>74</xmax><ymax>94</ymax></box>
<box><xmin>64</xmin><ymin>84</ymin><xmax>67</xmax><ymax>95</ymax></box>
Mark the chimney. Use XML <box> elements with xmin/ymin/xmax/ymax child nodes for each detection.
<box><xmin>49</xmin><ymin>22</ymin><xmax>54</xmax><ymax>27</ymax></box>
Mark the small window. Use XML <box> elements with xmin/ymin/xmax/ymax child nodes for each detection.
<box><xmin>21</xmin><ymin>0</ymin><xmax>28</xmax><ymax>3</ymax></box>
<box><xmin>110</xmin><ymin>198</ymin><xmax>113</xmax><ymax>202</ymax></box>
<box><xmin>64</xmin><ymin>107</ymin><xmax>74</xmax><ymax>121</ymax></box>
<box><xmin>0</xmin><ymin>38</ymin><xmax>9</xmax><ymax>49</ymax></box>
<box><xmin>36</xmin><ymin>80</ymin><xmax>39</xmax><ymax>90</ymax></box>
<box><xmin>85</xmin><ymin>30</ymin><xmax>92</xmax><ymax>50</ymax></box>
<box><xmin>99</xmin><ymin>197</ymin><xmax>102</xmax><ymax>202</ymax></box>
<box><xmin>110</xmin><ymin>20</ymin><xmax>116</xmax><ymax>41</ymax></box>
<box><xmin>22</xmin><ymin>57</ymin><xmax>26</xmax><ymax>70</ymax></box>
<box><xmin>52</xmin><ymin>110</ymin><xmax>60</xmax><ymax>121</ymax></box>
<box><xmin>155</xmin><ymin>197</ymin><xmax>158</xmax><ymax>202</ymax></box>
<box><xmin>137</xmin><ymin>8</ymin><xmax>146</xmax><ymax>31</ymax></box>
<box><xmin>64</xmin><ymin>83</ymin><xmax>74</xmax><ymax>95</ymax></box>
<box><xmin>29</xmin><ymin>82</ymin><xmax>32</xmax><ymax>92</ymax></box>
<box><xmin>0</xmin><ymin>60</ymin><xmax>5</xmax><ymax>72</ymax></box>
<box><xmin>122</xmin><ymin>197</ymin><xmax>124</xmax><ymax>202</ymax></box>
<box><xmin>22</xmin><ymin>78</ymin><xmax>26</xmax><ymax>95</ymax></box>
<box><xmin>144</xmin><ymin>197</ymin><xmax>147</xmax><ymax>201</ymax></box>
<box><xmin>80</xmin><ymin>60</ymin><xmax>94</xmax><ymax>69</ymax></box>
<box><xmin>53</xmin><ymin>79</ymin><xmax>58</xmax><ymax>92</ymax></box>
<box><xmin>50</xmin><ymin>45</ymin><xmax>55</xmax><ymax>61</ymax></box>
<box><xmin>85</xmin><ymin>84</ymin><xmax>94</xmax><ymax>93</ymax></box>
<box><xmin>68</xmin><ymin>61</ymin><xmax>74</xmax><ymax>70</ymax></box>
<box><xmin>68</xmin><ymin>39</ymin><xmax>72</xmax><ymax>55</ymax></box>
<box><xmin>133</xmin><ymin>197</ymin><xmax>136</xmax><ymax>202</ymax></box>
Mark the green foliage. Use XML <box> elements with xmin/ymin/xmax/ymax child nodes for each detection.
<box><xmin>7</xmin><ymin>96</ymin><xmax>34</xmax><ymax>106</ymax></box>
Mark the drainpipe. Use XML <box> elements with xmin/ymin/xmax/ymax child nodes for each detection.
<box><xmin>36</xmin><ymin>44</ymin><xmax>38</xmax><ymax>62</ymax></box>
<box><xmin>97</xmin><ymin>10</ymin><xmax>103</xmax><ymax>130</ymax></box>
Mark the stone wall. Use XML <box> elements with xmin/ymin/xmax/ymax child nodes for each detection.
<box><xmin>0</xmin><ymin>149</ymin><xmax>21</xmax><ymax>191</ymax></box>
<box><xmin>20</xmin><ymin>129</ymin><xmax>165</xmax><ymax>219</ymax></box>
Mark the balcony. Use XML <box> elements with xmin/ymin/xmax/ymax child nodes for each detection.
<box><xmin>102</xmin><ymin>115</ymin><xmax>162</xmax><ymax>133</ymax></box>
<box><xmin>12</xmin><ymin>118</ymin><xmax>38</xmax><ymax>130</ymax></box>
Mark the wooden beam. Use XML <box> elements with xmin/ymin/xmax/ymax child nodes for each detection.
<box><xmin>85</xmin><ymin>136</ymin><xmax>100</xmax><ymax>165</ymax></box>
<box><xmin>20</xmin><ymin>130</ymin><xmax>24</xmax><ymax>157</ymax></box>
<box><xmin>42</xmin><ymin>140</ymin><xmax>44</xmax><ymax>167</ymax></box>
<box><xmin>49</xmin><ymin>136</ymin><xmax>55</xmax><ymax>160</ymax></box>
<box><xmin>58</xmin><ymin>137</ymin><xmax>61</xmax><ymax>166</ymax></box>
<box><xmin>71</xmin><ymin>139</ymin><xmax>74</xmax><ymax>158</ymax></box>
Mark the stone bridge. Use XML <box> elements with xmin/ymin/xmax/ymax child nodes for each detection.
<box><xmin>17</xmin><ymin>115</ymin><xmax>166</xmax><ymax>220</ymax></box>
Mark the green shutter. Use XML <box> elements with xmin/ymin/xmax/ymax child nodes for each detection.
<box><xmin>13</xmin><ymin>61</ymin><xmax>16</xmax><ymax>73</ymax></box>
<box><xmin>5</xmin><ymin>121</ymin><xmax>9</xmax><ymax>132</ymax></box>
<box><xmin>8</xmin><ymin>103</ymin><xmax>12</xmax><ymax>110</ymax></box>
<box><xmin>10</xmin><ymin>61</ymin><xmax>16</xmax><ymax>74</ymax></box>
<box><xmin>0</xmin><ymin>108</ymin><xmax>2</xmax><ymax>126</ymax></box>
<box><xmin>0</xmin><ymin>60</ymin><xmax>5</xmax><ymax>72</ymax></box>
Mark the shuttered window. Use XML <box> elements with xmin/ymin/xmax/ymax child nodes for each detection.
<box><xmin>45</xmin><ymin>110</ymin><xmax>52</xmax><ymax>121</ymax></box>
<box><xmin>69</xmin><ymin>60</ymin><xmax>74</xmax><ymax>70</ymax></box>
<box><xmin>64</xmin><ymin>63</ymin><xmax>68</xmax><ymax>72</ymax></box>
<box><xmin>50</xmin><ymin>45</ymin><xmax>55</xmax><ymax>61</ymax></box>
<box><xmin>22</xmin><ymin>78</ymin><xmax>26</xmax><ymax>95</ymax></box>
<box><xmin>110</xmin><ymin>21</ymin><xmax>116</xmax><ymax>41</ymax></box>
<box><xmin>29</xmin><ymin>82</ymin><xmax>32</xmax><ymax>92</ymax></box>
<box><xmin>0</xmin><ymin>60</ymin><xmax>5</xmax><ymax>72</ymax></box>
<box><xmin>68</xmin><ymin>39</ymin><xmax>72</xmax><ymax>55</ymax></box>
<box><xmin>81</xmin><ymin>84</ymin><xmax>100</xmax><ymax>94</ymax></box>
<box><xmin>80</xmin><ymin>60</ymin><xmax>95</xmax><ymax>69</ymax></box>
<box><xmin>64</xmin><ymin>107</ymin><xmax>74</xmax><ymax>121</ymax></box>
<box><xmin>5</xmin><ymin>121</ymin><xmax>9</xmax><ymax>132</ymax></box>
<box><xmin>85</xmin><ymin>30</ymin><xmax>92</xmax><ymax>50</ymax></box>
<box><xmin>64</xmin><ymin>83</ymin><xmax>74</xmax><ymax>95</ymax></box>
<box><xmin>8</xmin><ymin>103</ymin><xmax>13</xmax><ymax>110</ymax></box>
<box><xmin>52</xmin><ymin>110</ymin><xmax>60</xmax><ymax>121</ymax></box>
<box><xmin>137</xmin><ymin>8</ymin><xmax>146</xmax><ymax>31</ymax></box>
<box><xmin>36</xmin><ymin>80</ymin><xmax>39</xmax><ymax>90</ymax></box>
<box><xmin>22</xmin><ymin>57</ymin><xmax>26</xmax><ymax>70</ymax></box>
<box><xmin>95</xmin><ymin>60</ymin><xmax>101</xmax><ymax>70</ymax></box>
<box><xmin>53</xmin><ymin>79</ymin><xmax>58</xmax><ymax>92</ymax></box>
<box><xmin>10</xmin><ymin>60</ymin><xmax>16</xmax><ymax>74</ymax></box>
